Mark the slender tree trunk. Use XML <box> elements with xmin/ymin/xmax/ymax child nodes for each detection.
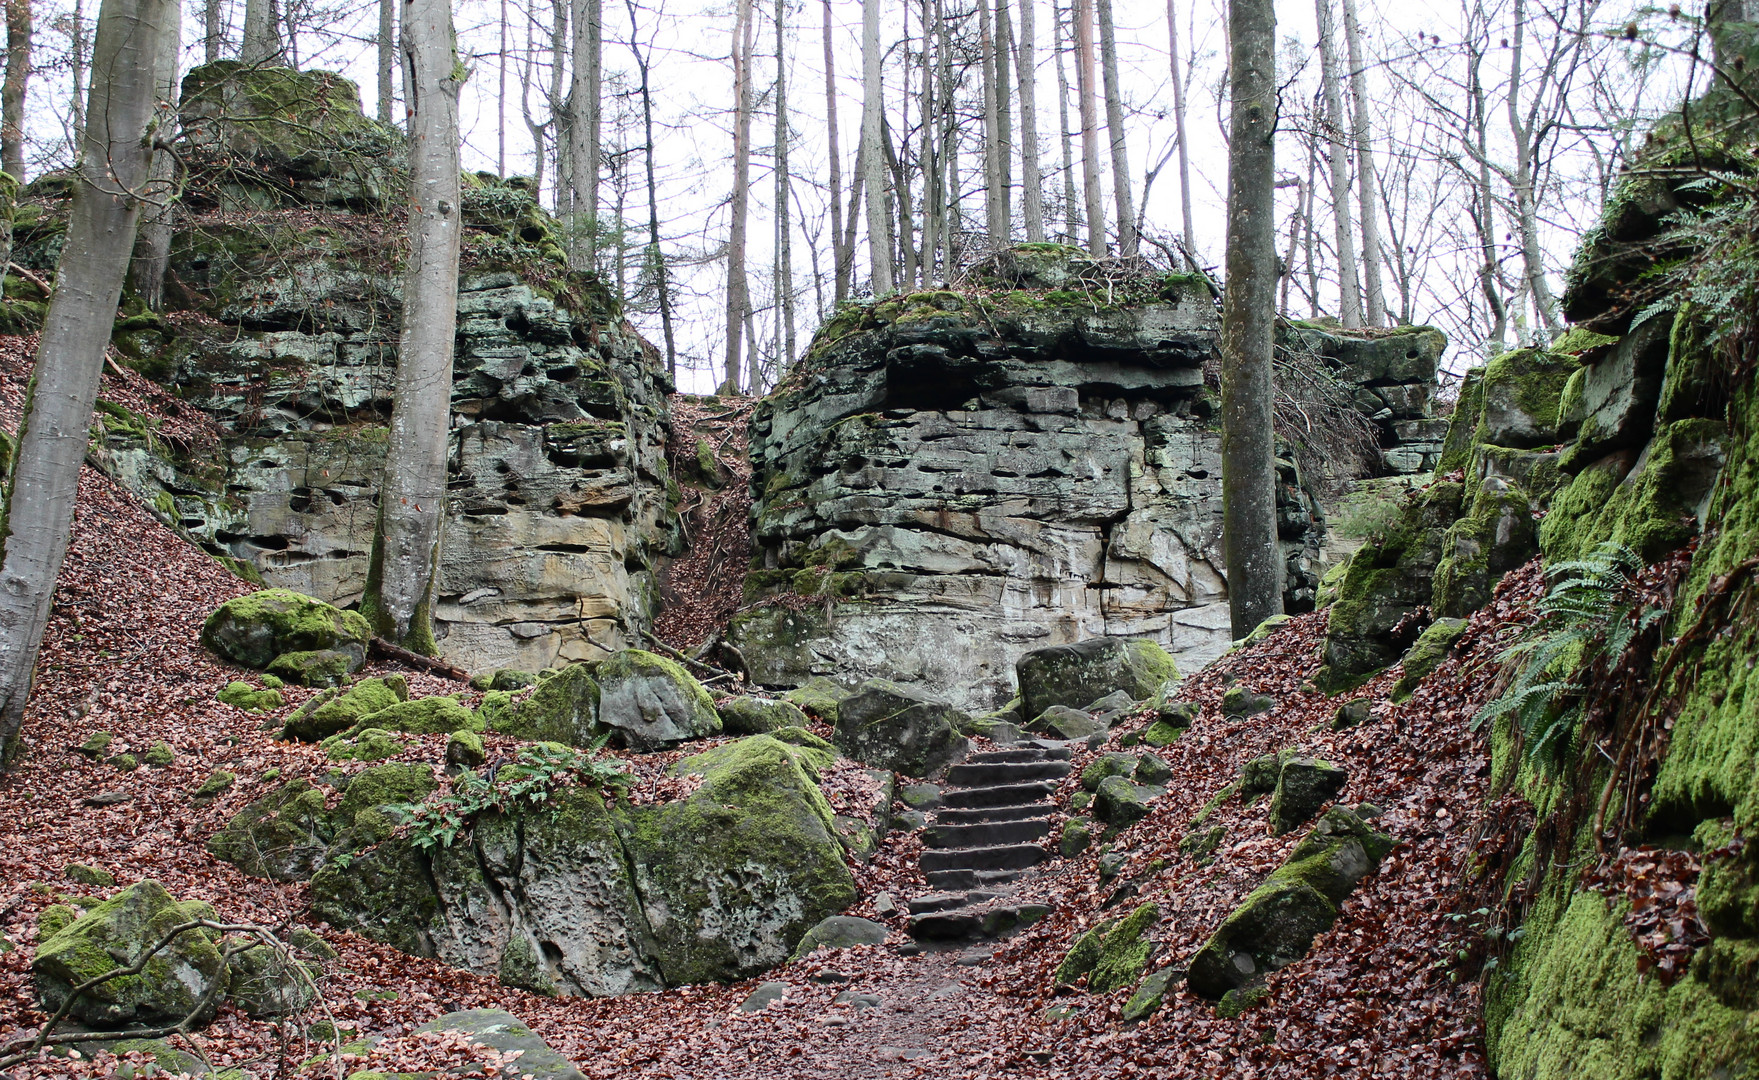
<box><xmin>497</xmin><ymin>0</ymin><xmax>506</xmax><ymax>175</ymax></box>
<box><xmin>1166</xmin><ymin>0</ymin><xmax>1195</xmax><ymax>255</ymax></box>
<box><xmin>1340</xmin><ymin>0</ymin><xmax>1384</xmax><ymax>325</ymax></box>
<box><xmin>1014</xmin><ymin>0</ymin><xmax>1044</xmax><ymax>242</ymax></box>
<box><xmin>625</xmin><ymin>0</ymin><xmax>675</xmax><ymax>376</ymax></box>
<box><xmin>128</xmin><ymin>0</ymin><xmax>180</xmax><ymax>310</ymax></box>
<box><xmin>937</xmin><ymin>1</ymin><xmax>958</xmax><ymax>267</ymax></box>
<box><xmin>723</xmin><ymin>0</ymin><xmax>754</xmax><ymax>392</ymax></box>
<box><xmin>919</xmin><ymin>0</ymin><xmax>939</xmax><ymax>277</ymax></box>
<box><xmin>1465</xmin><ymin>20</ymin><xmax>1506</xmax><ymax>352</ymax></box>
<box><xmin>204</xmin><ymin>0</ymin><xmax>220</xmax><ymax>63</ymax></box>
<box><xmin>377</xmin><ymin>0</ymin><xmax>394</xmax><ymax>121</ymax></box>
<box><xmin>1280</xmin><ymin>172</ymin><xmax>1303</xmax><ymax>315</ymax></box>
<box><xmin>884</xmin><ymin>116</ymin><xmax>915</xmax><ymax>285</ymax></box>
<box><xmin>979</xmin><ymin>0</ymin><xmax>1005</xmax><ymax>245</ymax></box>
<box><xmin>70</xmin><ymin>0</ymin><xmax>86</xmax><ymax>145</ymax></box>
<box><xmin>1506</xmin><ymin>0</ymin><xmax>1561</xmax><ymax>336</ymax></box>
<box><xmin>842</xmin><ymin>138</ymin><xmax>865</xmax><ymax>284</ymax></box>
<box><xmin>0</xmin><ymin>0</ymin><xmax>168</xmax><ymax>766</ymax></box>
<box><xmin>1220</xmin><ymin>0</ymin><xmax>1280</xmax><ymax>639</ymax></box>
<box><xmin>549</xmin><ymin>0</ymin><xmax>570</xmax><ymax>217</ymax></box>
<box><xmin>1073</xmin><ymin>0</ymin><xmax>1104</xmax><ymax>254</ymax></box>
<box><xmin>775</xmin><ymin>0</ymin><xmax>795</xmax><ymax>364</ymax></box>
<box><xmin>242</xmin><ymin>0</ymin><xmax>282</xmax><ymax>64</ymax></box>
<box><xmin>1314</xmin><ymin>0</ymin><xmax>1360</xmax><ymax>326</ymax></box>
<box><xmin>823</xmin><ymin>0</ymin><xmax>848</xmax><ymax>301</ymax></box>
<box><xmin>861</xmin><ymin>0</ymin><xmax>894</xmax><ymax>292</ymax></box>
<box><xmin>569</xmin><ymin>0</ymin><xmax>603</xmax><ymax>268</ymax></box>
<box><xmin>1095</xmin><ymin>0</ymin><xmax>1134</xmax><ymax>256</ymax></box>
<box><xmin>995</xmin><ymin>0</ymin><xmax>1013</xmax><ymax>235</ymax></box>
<box><xmin>361</xmin><ymin>0</ymin><xmax>463</xmax><ymax>654</ymax></box>
<box><xmin>1054</xmin><ymin>0</ymin><xmax>1079</xmax><ymax>242</ymax></box>
<box><xmin>3</xmin><ymin>0</ymin><xmax>31</xmax><ymax>180</ymax></box>
<box><xmin>519</xmin><ymin>14</ymin><xmax>547</xmax><ymax>193</ymax></box>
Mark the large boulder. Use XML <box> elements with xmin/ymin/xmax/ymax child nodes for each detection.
<box><xmin>201</xmin><ymin>589</ymin><xmax>371</xmax><ymax>680</ymax></box>
<box><xmin>1188</xmin><ymin>808</ymin><xmax>1392</xmax><ymax>998</ymax></box>
<box><xmin>1475</xmin><ymin>349</ymin><xmax>1575</xmax><ymax>448</ymax></box>
<box><xmin>1016</xmin><ymin>637</ymin><xmax>1179</xmax><ymax>723</ymax></box>
<box><xmin>594</xmin><ymin>649</ymin><xmax>722</xmax><ymax>750</ymax></box>
<box><xmin>1269</xmin><ymin>757</ymin><xmax>1348</xmax><ymax>835</ymax></box>
<box><xmin>412</xmin><ymin>1009</ymin><xmax>586</xmax><ymax>1080</ymax></box>
<box><xmin>32</xmin><ymin>881</ymin><xmax>229</xmax><ymax>1028</ymax></box>
<box><xmin>489</xmin><ymin>663</ymin><xmax>601</xmax><ymax>745</ymax></box>
<box><xmin>1052</xmin><ymin>903</ymin><xmax>1161</xmax><ymax>992</ymax></box>
<box><xmin>280</xmin><ymin>675</ymin><xmax>408</xmax><ymax>741</ymax></box>
<box><xmin>209</xmin><ymin>763</ymin><xmax>437</xmax><ymax>881</ymax></box>
<box><xmin>720</xmin><ymin>695</ymin><xmax>811</xmax><ymax>735</ymax></box>
<box><xmin>833</xmin><ymin>679</ymin><xmax>969</xmax><ymax>778</ymax></box>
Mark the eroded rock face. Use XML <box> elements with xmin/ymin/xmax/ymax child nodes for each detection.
<box><xmin>61</xmin><ymin>64</ymin><xmax>676</xmax><ymax>675</ymax></box>
<box><xmin>734</xmin><ymin>271</ymin><xmax>1419</xmax><ymax>709</ymax></box>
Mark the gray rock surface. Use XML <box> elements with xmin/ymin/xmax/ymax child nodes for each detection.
<box><xmin>413</xmin><ymin>1009</ymin><xmax>586</xmax><ymax>1079</ymax></box>
<box><xmin>833</xmin><ymin>679</ymin><xmax>970</xmax><ymax>778</ymax></box>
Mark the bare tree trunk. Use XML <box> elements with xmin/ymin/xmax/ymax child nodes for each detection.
<box><xmin>920</xmin><ymin>0</ymin><xmax>940</xmax><ymax>277</ymax></box>
<box><xmin>3</xmin><ymin>0</ymin><xmax>30</xmax><ymax>180</ymax></box>
<box><xmin>549</xmin><ymin>0</ymin><xmax>570</xmax><ymax>217</ymax></box>
<box><xmin>1314</xmin><ymin>0</ymin><xmax>1360</xmax><ymax>326</ymax></box>
<box><xmin>774</xmin><ymin>0</ymin><xmax>795</xmax><ymax>364</ymax></box>
<box><xmin>994</xmin><ymin>0</ymin><xmax>1013</xmax><ymax>236</ymax></box>
<box><xmin>1014</xmin><ymin>0</ymin><xmax>1044</xmax><ymax>242</ymax></box>
<box><xmin>1220</xmin><ymin>0</ymin><xmax>1280</xmax><ymax>640</ymax></box>
<box><xmin>497</xmin><ymin>0</ymin><xmax>506</xmax><ymax>175</ymax></box>
<box><xmin>569</xmin><ymin>0</ymin><xmax>603</xmax><ymax>268</ymax></box>
<box><xmin>1054</xmin><ymin>0</ymin><xmax>1079</xmax><ymax>242</ymax></box>
<box><xmin>979</xmin><ymin>0</ymin><xmax>1006</xmax><ymax>245</ymax></box>
<box><xmin>883</xmin><ymin>115</ymin><xmax>916</xmax><ymax>285</ymax></box>
<box><xmin>723</xmin><ymin>0</ymin><xmax>754</xmax><ymax>392</ymax></box>
<box><xmin>70</xmin><ymin>0</ymin><xmax>86</xmax><ymax>144</ymax></box>
<box><xmin>0</xmin><ymin>0</ymin><xmax>169</xmax><ymax>766</ymax></box>
<box><xmin>1464</xmin><ymin>12</ymin><xmax>1506</xmax><ymax>352</ymax></box>
<box><xmin>861</xmin><ymin>0</ymin><xmax>894</xmax><ymax>292</ymax></box>
<box><xmin>361</xmin><ymin>0</ymin><xmax>463</xmax><ymax>654</ymax></box>
<box><xmin>1280</xmin><ymin>171</ymin><xmax>1303</xmax><ymax>315</ymax></box>
<box><xmin>1166</xmin><ymin>0</ymin><xmax>1195</xmax><ymax>255</ymax></box>
<box><xmin>1073</xmin><ymin>0</ymin><xmax>1104</xmax><ymax>254</ymax></box>
<box><xmin>204</xmin><ymin>0</ymin><xmax>220</xmax><ymax>63</ymax></box>
<box><xmin>1340</xmin><ymin>0</ymin><xmax>1385</xmax><ymax>325</ymax></box>
<box><xmin>242</xmin><ymin>0</ymin><xmax>282</xmax><ymax>64</ymax></box>
<box><xmin>377</xmin><ymin>0</ymin><xmax>394</xmax><ymax>121</ymax></box>
<box><xmin>625</xmin><ymin>0</ymin><xmax>674</xmax><ymax>376</ymax></box>
<box><xmin>1506</xmin><ymin>0</ymin><xmax>1561</xmax><ymax>337</ymax></box>
<box><xmin>519</xmin><ymin>13</ymin><xmax>548</xmax><ymax>193</ymax></box>
<box><xmin>128</xmin><ymin>0</ymin><xmax>180</xmax><ymax>310</ymax></box>
<box><xmin>823</xmin><ymin>0</ymin><xmax>848</xmax><ymax>301</ymax></box>
<box><xmin>937</xmin><ymin>1</ymin><xmax>958</xmax><ymax>268</ymax></box>
<box><xmin>1095</xmin><ymin>0</ymin><xmax>1134</xmax><ymax>256</ymax></box>
<box><xmin>842</xmin><ymin>138</ymin><xmax>865</xmax><ymax>284</ymax></box>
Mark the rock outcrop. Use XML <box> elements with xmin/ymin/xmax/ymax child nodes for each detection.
<box><xmin>734</xmin><ymin>251</ymin><xmax>1441</xmax><ymax>709</ymax></box>
<box><xmin>16</xmin><ymin>63</ymin><xmax>678</xmax><ymax>675</ymax></box>
<box><xmin>215</xmin><ymin>737</ymin><xmax>856</xmax><ymax>995</ymax></box>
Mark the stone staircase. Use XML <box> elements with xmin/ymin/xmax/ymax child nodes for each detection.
<box><xmin>906</xmin><ymin>744</ymin><xmax>1070</xmax><ymax>942</ymax></box>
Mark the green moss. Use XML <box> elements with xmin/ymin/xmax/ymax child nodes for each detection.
<box><xmin>1437</xmin><ymin>369</ymin><xmax>1486</xmax><ymax>474</ymax></box>
<box><xmin>1391</xmin><ymin>618</ymin><xmax>1468</xmax><ymax>703</ymax></box>
<box><xmin>108</xmin><ymin>753</ymin><xmax>139</xmax><ymax>772</ymax></box>
<box><xmin>320</xmin><ymin>727</ymin><xmax>408</xmax><ymax>761</ymax></box>
<box><xmin>191</xmin><ymin>770</ymin><xmax>235</xmax><ymax>801</ymax></box>
<box><xmin>283</xmin><ymin>676</ymin><xmax>408</xmax><ymax>741</ymax></box>
<box><xmin>65</xmin><ymin>864</ymin><xmax>114</xmax><ymax>888</ymax></box>
<box><xmin>354</xmin><ymin>695</ymin><xmax>480</xmax><ymax>736</ymax></box>
<box><xmin>1087</xmin><ymin>903</ymin><xmax>1162</xmax><ymax>993</ymax></box>
<box><xmin>782</xmin><ymin>677</ymin><xmax>849</xmax><ymax>723</ymax></box>
<box><xmin>490</xmin><ymin>663</ymin><xmax>600</xmax><ymax>745</ymax></box>
<box><xmin>1054</xmin><ymin>918</ymin><xmax>1119</xmax><ymax>986</ymax></box>
<box><xmin>265</xmin><ymin>648</ymin><xmax>356</xmax><ymax>687</ymax></box>
<box><xmin>201</xmin><ymin>589</ymin><xmax>371</xmax><ymax>670</ymax></box>
<box><xmin>37</xmin><ymin>904</ymin><xmax>77</xmax><ymax>940</ymax></box>
<box><xmin>218</xmin><ymin>680</ymin><xmax>284</xmax><ymax>712</ymax></box>
<box><xmin>142</xmin><ymin>740</ymin><xmax>175</xmax><ymax>767</ymax></box>
<box><xmin>1475</xmin><ymin>348</ymin><xmax>1575</xmax><ymax>447</ymax></box>
<box><xmin>445</xmin><ymin>728</ymin><xmax>486</xmax><ymax>767</ymax></box>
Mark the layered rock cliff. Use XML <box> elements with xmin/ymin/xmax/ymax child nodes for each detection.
<box><xmin>732</xmin><ymin>250</ymin><xmax>1445</xmax><ymax>710</ymax></box>
<box><xmin>9</xmin><ymin>64</ymin><xmax>677</xmax><ymax>674</ymax></box>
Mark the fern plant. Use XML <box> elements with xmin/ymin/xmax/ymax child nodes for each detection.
<box><xmin>393</xmin><ymin>740</ymin><xmax>632</xmax><ymax>852</ymax></box>
<box><xmin>1473</xmin><ymin>543</ymin><xmax>1666</xmax><ymax>773</ymax></box>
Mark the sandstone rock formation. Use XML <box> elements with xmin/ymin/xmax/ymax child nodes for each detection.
<box><xmin>18</xmin><ymin>63</ymin><xmax>677</xmax><ymax>675</ymax></box>
<box><xmin>734</xmin><ymin>251</ymin><xmax>1443</xmax><ymax>709</ymax></box>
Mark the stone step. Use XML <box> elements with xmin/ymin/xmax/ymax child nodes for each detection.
<box><xmin>924</xmin><ymin>867</ymin><xmax>1027</xmax><ymax>891</ymax></box>
<box><xmin>920</xmin><ymin>842</ymin><xmax>1051</xmax><ymax>874</ymax></box>
<box><xmin>965</xmin><ymin>746</ymin><xmax>1073</xmax><ymax>764</ymax></box>
<box><xmin>923</xmin><ymin>817</ymin><xmax>1054</xmax><ymax>850</ymax></box>
<box><xmin>938</xmin><ymin>780</ymin><xmax>1058</xmax><ymax>809</ymax></box>
<box><xmin>906</xmin><ymin>890</ymin><xmax>998</xmax><ymax>915</ymax></box>
<box><xmin>933</xmin><ymin>802</ymin><xmax>1059</xmax><ymax>826</ymax></box>
<box><xmin>943</xmin><ymin>759</ymin><xmax>1072</xmax><ymax>787</ymax></box>
<box><xmin>907</xmin><ymin>902</ymin><xmax>1052</xmax><ymax>942</ymax></box>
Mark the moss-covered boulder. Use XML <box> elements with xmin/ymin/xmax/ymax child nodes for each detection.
<box><xmin>1541</xmin><ymin>418</ymin><xmax>1728</xmax><ymax>564</ymax></box>
<box><xmin>217</xmin><ymin>680</ymin><xmax>284</xmax><ymax>712</ymax></box>
<box><xmin>1081</xmin><ymin>753</ymin><xmax>1139</xmax><ymax>792</ymax></box>
<box><xmin>265</xmin><ymin>648</ymin><xmax>357</xmax><ymax>687</ymax></box>
<box><xmin>355</xmin><ymin>695</ymin><xmax>481</xmax><ymax>735</ymax></box>
<box><xmin>1188</xmin><ymin>807</ymin><xmax>1391</xmax><ymax>998</ymax></box>
<box><xmin>207</xmin><ymin>779</ymin><xmax>333</xmax><ymax>880</ymax></box>
<box><xmin>281</xmin><ymin>676</ymin><xmax>408</xmax><ymax>741</ymax></box>
<box><xmin>790</xmin><ymin>915</ymin><xmax>888</xmax><ymax>960</ymax></box>
<box><xmin>594</xmin><ymin>649</ymin><xmax>721</xmax><ymax>751</ymax></box>
<box><xmin>31</xmin><ymin>880</ymin><xmax>228</xmax><ymax>1028</ymax></box>
<box><xmin>621</xmin><ymin>734</ymin><xmax>857</xmax><ymax>982</ymax></box>
<box><xmin>1027</xmin><ymin>703</ymin><xmax>1105</xmax><ymax>740</ymax></box>
<box><xmin>1094</xmin><ymin>775</ymin><xmax>1160</xmax><ymax>828</ymax></box>
<box><xmin>782</xmin><ymin>676</ymin><xmax>852</xmax><ymax>723</ymax></box>
<box><xmin>489</xmin><ymin>662</ymin><xmax>600</xmax><ymax>745</ymax></box>
<box><xmin>832</xmin><ymin>679</ymin><xmax>969</xmax><ymax>778</ymax></box>
<box><xmin>1475</xmin><ymin>349</ymin><xmax>1575</xmax><ymax>448</ymax></box>
<box><xmin>201</xmin><ymin>589</ymin><xmax>371</xmax><ymax>675</ymax></box>
<box><xmin>225</xmin><ymin>941</ymin><xmax>316</xmax><ymax>1019</ymax></box>
<box><xmin>1389</xmin><ymin>618</ymin><xmax>1468</xmax><ymax>702</ymax></box>
<box><xmin>1269</xmin><ymin>757</ymin><xmax>1348</xmax><ymax>835</ymax></box>
<box><xmin>1053</xmin><ymin>903</ymin><xmax>1161</xmax><ymax>993</ymax></box>
<box><xmin>319</xmin><ymin>726</ymin><xmax>408</xmax><ymax>761</ymax></box>
<box><xmin>1315</xmin><ymin>481</ymin><xmax>1465</xmax><ymax>692</ymax></box>
<box><xmin>719</xmin><ymin>696</ymin><xmax>811</xmax><ymax>735</ymax></box>
<box><xmin>1015</xmin><ymin>638</ymin><xmax>1178</xmax><ymax>722</ymax></box>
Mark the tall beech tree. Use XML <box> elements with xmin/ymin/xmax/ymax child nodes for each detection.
<box><xmin>130</xmin><ymin>0</ymin><xmax>182</xmax><ymax>310</ymax></box>
<box><xmin>0</xmin><ymin>0</ymin><xmax>170</xmax><ymax>765</ymax></box>
<box><xmin>360</xmin><ymin>0</ymin><xmax>465</xmax><ymax>654</ymax></box>
<box><xmin>1</xmin><ymin>0</ymin><xmax>28</xmax><ymax>180</ymax></box>
<box><xmin>1219</xmin><ymin>0</ymin><xmax>1280</xmax><ymax>639</ymax></box>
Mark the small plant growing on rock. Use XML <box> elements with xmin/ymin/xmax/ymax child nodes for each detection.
<box><xmin>1473</xmin><ymin>542</ymin><xmax>1662</xmax><ymax>772</ymax></box>
<box><xmin>393</xmin><ymin>742</ymin><xmax>630</xmax><ymax>851</ymax></box>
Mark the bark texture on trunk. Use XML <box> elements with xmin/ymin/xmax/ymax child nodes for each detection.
<box><xmin>569</xmin><ymin>0</ymin><xmax>602</xmax><ymax>267</ymax></box>
<box><xmin>1095</xmin><ymin>0</ymin><xmax>1134</xmax><ymax>255</ymax></box>
<box><xmin>241</xmin><ymin>0</ymin><xmax>282</xmax><ymax>64</ymax></box>
<box><xmin>824</xmin><ymin>0</ymin><xmax>847</xmax><ymax>301</ymax></box>
<box><xmin>978</xmin><ymin>0</ymin><xmax>1005</xmax><ymax>245</ymax></box>
<box><xmin>1074</xmin><ymin>0</ymin><xmax>1104</xmax><ymax>255</ymax></box>
<box><xmin>1053</xmin><ymin>1</ymin><xmax>1079</xmax><ymax>242</ymax></box>
<box><xmin>1219</xmin><ymin>0</ymin><xmax>1281</xmax><ymax>640</ymax></box>
<box><xmin>722</xmin><ymin>0</ymin><xmax>754</xmax><ymax>392</ymax></box>
<box><xmin>1166</xmin><ymin>0</ymin><xmax>1195</xmax><ymax>255</ymax></box>
<box><xmin>128</xmin><ymin>0</ymin><xmax>181</xmax><ymax>310</ymax></box>
<box><xmin>360</xmin><ymin>0</ymin><xmax>463</xmax><ymax>654</ymax></box>
<box><xmin>0</xmin><ymin>0</ymin><xmax>169</xmax><ymax>765</ymax></box>
<box><xmin>1013</xmin><ymin>0</ymin><xmax>1043</xmax><ymax>242</ymax></box>
<box><xmin>2</xmin><ymin>0</ymin><xmax>30</xmax><ymax>180</ymax></box>
<box><xmin>1315</xmin><ymin>0</ymin><xmax>1360</xmax><ymax>327</ymax></box>
<box><xmin>860</xmin><ymin>0</ymin><xmax>893</xmax><ymax>293</ymax></box>
<box><xmin>1340</xmin><ymin>0</ymin><xmax>1385</xmax><ymax>326</ymax></box>
<box><xmin>774</xmin><ymin>0</ymin><xmax>795</xmax><ymax>366</ymax></box>
<box><xmin>204</xmin><ymin>0</ymin><xmax>220</xmax><ymax>62</ymax></box>
<box><xmin>377</xmin><ymin>0</ymin><xmax>395</xmax><ymax>121</ymax></box>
